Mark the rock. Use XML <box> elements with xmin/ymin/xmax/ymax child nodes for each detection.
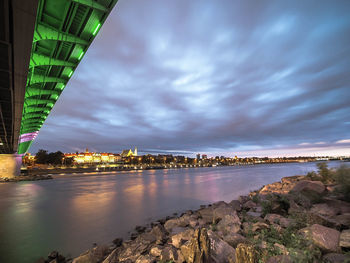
<box><xmin>135</xmin><ymin>225</ymin><xmax>146</xmax><ymax>233</ymax></box>
<box><xmin>165</xmin><ymin>218</ymin><xmax>180</xmax><ymax>231</ymax></box>
<box><xmin>216</xmin><ymin>212</ymin><xmax>241</xmax><ymax>235</ymax></box>
<box><xmin>102</xmin><ymin>249</ymin><xmax>118</xmax><ymax>263</ymax></box>
<box><xmin>229</xmin><ymin>200</ymin><xmax>242</xmax><ymax>211</ymax></box>
<box><xmin>266</xmin><ymin>255</ymin><xmax>292</xmax><ymax>263</ymax></box>
<box><xmin>339</xmin><ymin>229</ymin><xmax>350</xmax><ymax>248</ymax></box>
<box><xmin>180</xmin><ymin>228</ymin><xmax>211</xmax><ymax>263</ymax></box>
<box><xmin>189</xmin><ymin>218</ymin><xmax>198</xmax><ymax>228</ymax></box>
<box><xmin>310</xmin><ymin>203</ymin><xmax>339</xmax><ymax>217</ymax></box>
<box><xmin>281</xmin><ymin>175</ymin><xmax>304</xmax><ymax>185</ymax></box>
<box><xmin>323</xmin><ymin>253</ymin><xmax>350</xmax><ymax>263</ymax></box>
<box><xmin>213</xmin><ymin>206</ymin><xmax>237</xmax><ymax>223</ymax></box>
<box><xmin>291</xmin><ymin>180</ymin><xmax>325</xmax><ymax>203</ymax></box>
<box><xmin>150</xmin><ymin>245</ymin><xmax>163</xmax><ymax>257</ymax></box>
<box><xmin>198</xmin><ymin>207</ymin><xmax>214</xmax><ymax>224</ymax></box>
<box><xmin>117</xmin><ymin>241</ymin><xmax>149</xmax><ymax>262</ymax></box>
<box><xmin>72</xmin><ymin>245</ymin><xmax>110</xmax><ymax>263</ymax></box>
<box><xmin>300</xmin><ymin>224</ymin><xmax>340</xmax><ymax>252</ymax></box>
<box><xmin>207</xmin><ymin>230</ymin><xmax>236</xmax><ymax>263</ymax></box>
<box><xmin>235</xmin><ymin>243</ymin><xmax>258</xmax><ymax>263</ymax></box>
<box><xmin>222</xmin><ymin>233</ymin><xmax>246</xmax><ymax>248</ymax></box>
<box><xmin>48</xmin><ymin>251</ymin><xmax>59</xmax><ymax>259</ymax></box>
<box><xmin>160</xmin><ymin>246</ymin><xmax>178</xmax><ymax>261</ymax></box>
<box><xmin>112</xmin><ymin>238</ymin><xmax>123</xmax><ymax>247</ymax></box>
<box><xmin>150</xmin><ymin>224</ymin><xmax>168</xmax><ymax>244</ymax></box>
<box><xmin>252</xmin><ymin>222</ymin><xmax>269</xmax><ymax>232</ymax></box>
<box><xmin>323</xmin><ymin>197</ymin><xmax>350</xmax><ymax>214</ymax></box>
<box><xmin>136</xmin><ymin>255</ymin><xmax>155</xmax><ymax>263</ymax></box>
<box><xmin>246</xmin><ymin>211</ymin><xmax>261</xmax><ymax>218</ymax></box>
<box><xmin>171</xmin><ymin>228</ymin><xmax>195</xmax><ymax>248</ymax></box>
<box><xmin>238</xmin><ymin>195</ymin><xmax>249</xmax><ymax>204</ymax></box>
<box><xmin>332</xmin><ymin>213</ymin><xmax>350</xmax><ymax>227</ymax></box>
<box><xmin>264</xmin><ymin>214</ymin><xmax>292</xmax><ymax>228</ymax></box>
<box><xmin>243</xmin><ymin>200</ymin><xmax>257</xmax><ymax>210</ymax></box>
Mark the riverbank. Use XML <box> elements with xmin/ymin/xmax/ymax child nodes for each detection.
<box><xmin>0</xmin><ymin>174</ymin><xmax>52</xmax><ymax>183</ymax></box>
<box><xmin>37</xmin><ymin>164</ymin><xmax>350</xmax><ymax>263</ymax></box>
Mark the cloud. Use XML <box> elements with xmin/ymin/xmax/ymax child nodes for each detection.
<box><xmin>30</xmin><ymin>0</ymin><xmax>350</xmax><ymax>157</ymax></box>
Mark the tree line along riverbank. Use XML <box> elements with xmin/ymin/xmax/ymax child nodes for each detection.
<box><xmin>36</xmin><ymin>163</ymin><xmax>350</xmax><ymax>263</ymax></box>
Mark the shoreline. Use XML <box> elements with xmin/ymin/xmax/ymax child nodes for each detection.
<box><xmin>1</xmin><ymin>160</ymin><xmax>340</xmax><ymax>183</ymax></box>
<box><xmin>37</xmin><ymin>165</ymin><xmax>350</xmax><ymax>263</ymax></box>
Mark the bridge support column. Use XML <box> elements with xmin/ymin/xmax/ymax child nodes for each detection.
<box><xmin>0</xmin><ymin>154</ymin><xmax>21</xmax><ymax>178</ymax></box>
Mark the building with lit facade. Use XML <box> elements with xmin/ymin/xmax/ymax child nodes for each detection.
<box><xmin>64</xmin><ymin>148</ymin><xmax>121</xmax><ymax>164</ymax></box>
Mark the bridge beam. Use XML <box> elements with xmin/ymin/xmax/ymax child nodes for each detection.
<box><xmin>72</xmin><ymin>0</ymin><xmax>108</xmax><ymax>12</ymax></box>
<box><xmin>30</xmin><ymin>53</ymin><xmax>76</xmax><ymax>68</ymax></box>
<box><xmin>34</xmin><ymin>24</ymin><xmax>88</xmax><ymax>45</ymax></box>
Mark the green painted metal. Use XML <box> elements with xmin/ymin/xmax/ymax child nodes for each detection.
<box><xmin>18</xmin><ymin>0</ymin><xmax>118</xmax><ymax>154</ymax></box>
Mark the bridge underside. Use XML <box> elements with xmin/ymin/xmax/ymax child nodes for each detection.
<box><xmin>0</xmin><ymin>0</ymin><xmax>117</xmax><ymax>177</ymax></box>
<box><xmin>17</xmin><ymin>0</ymin><xmax>117</xmax><ymax>154</ymax></box>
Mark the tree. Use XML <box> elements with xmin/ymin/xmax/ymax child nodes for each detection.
<box><xmin>35</xmin><ymin>149</ymin><xmax>48</xmax><ymax>164</ymax></box>
<box><xmin>47</xmin><ymin>151</ymin><xmax>64</xmax><ymax>165</ymax></box>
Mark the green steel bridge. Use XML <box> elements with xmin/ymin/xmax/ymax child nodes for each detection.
<box><xmin>0</xmin><ymin>0</ymin><xmax>117</xmax><ymax>157</ymax></box>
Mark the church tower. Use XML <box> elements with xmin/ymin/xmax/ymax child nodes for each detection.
<box><xmin>134</xmin><ymin>147</ymin><xmax>138</xmax><ymax>156</ymax></box>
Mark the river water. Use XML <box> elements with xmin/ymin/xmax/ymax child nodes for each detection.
<box><xmin>0</xmin><ymin>161</ymin><xmax>343</xmax><ymax>263</ymax></box>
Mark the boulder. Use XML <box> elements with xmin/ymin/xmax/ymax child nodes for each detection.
<box><xmin>252</xmin><ymin>222</ymin><xmax>269</xmax><ymax>232</ymax></box>
<box><xmin>291</xmin><ymin>181</ymin><xmax>325</xmax><ymax>203</ymax></box>
<box><xmin>102</xmin><ymin>249</ymin><xmax>118</xmax><ymax>263</ymax></box>
<box><xmin>117</xmin><ymin>240</ymin><xmax>149</xmax><ymax>262</ymax></box>
<box><xmin>310</xmin><ymin>203</ymin><xmax>339</xmax><ymax>217</ymax></box>
<box><xmin>229</xmin><ymin>200</ymin><xmax>242</xmax><ymax>211</ymax></box>
<box><xmin>180</xmin><ymin>228</ymin><xmax>211</xmax><ymax>263</ymax></box>
<box><xmin>136</xmin><ymin>254</ymin><xmax>155</xmax><ymax>263</ymax></box>
<box><xmin>171</xmin><ymin>228</ymin><xmax>195</xmax><ymax>248</ymax></box>
<box><xmin>323</xmin><ymin>253</ymin><xmax>350</xmax><ymax>263</ymax></box>
<box><xmin>324</xmin><ymin>198</ymin><xmax>350</xmax><ymax>214</ymax></box>
<box><xmin>150</xmin><ymin>245</ymin><xmax>163</xmax><ymax>257</ymax></box>
<box><xmin>72</xmin><ymin>245</ymin><xmax>110</xmax><ymax>263</ymax></box>
<box><xmin>216</xmin><ymin>212</ymin><xmax>241</xmax><ymax>235</ymax></box>
<box><xmin>164</xmin><ymin>218</ymin><xmax>181</xmax><ymax>231</ymax></box>
<box><xmin>264</xmin><ymin>214</ymin><xmax>292</xmax><ymax>228</ymax></box>
<box><xmin>213</xmin><ymin>206</ymin><xmax>237</xmax><ymax>223</ymax></box>
<box><xmin>112</xmin><ymin>238</ymin><xmax>123</xmax><ymax>247</ymax></box>
<box><xmin>242</xmin><ymin>200</ymin><xmax>257</xmax><ymax>210</ymax></box>
<box><xmin>266</xmin><ymin>255</ymin><xmax>292</xmax><ymax>263</ymax></box>
<box><xmin>207</xmin><ymin>230</ymin><xmax>236</xmax><ymax>263</ymax></box>
<box><xmin>150</xmin><ymin>224</ymin><xmax>168</xmax><ymax>243</ymax></box>
<box><xmin>300</xmin><ymin>224</ymin><xmax>340</xmax><ymax>252</ymax></box>
<box><xmin>198</xmin><ymin>207</ymin><xmax>214</xmax><ymax>224</ymax></box>
<box><xmin>292</xmin><ymin>180</ymin><xmax>325</xmax><ymax>194</ymax></box>
<box><xmin>235</xmin><ymin>243</ymin><xmax>258</xmax><ymax>263</ymax></box>
<box><xmin>238</xmin><ymin>195</ymin><xmax>249</xmax><ymax>204</ymax></box>
<box><xmin>339</xmin><ymin>229</ymin><xmax>350</xmax><ymax>248</ymax></box>
<box><xmin>332</xmin><ymin>213</ymin><xmax>350</xmax><ymax>227</ymax></box>
<box><xmin>160</xmin><ymin>246</ymin><xmax>178</xmax><ymax>262</ymax></box>
<box><xmin>222</xmin><ymin>233</ymin><xmax>246</xmax><ymax>248</ymax></box>
<box><xmin>246</xmin><ymin>211</ymin><xmax>262</xmax><ymax>218</ymax></box>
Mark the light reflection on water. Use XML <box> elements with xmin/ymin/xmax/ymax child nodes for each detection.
<box><xmin>0</xmin><ymin>162</ymin><xmax>343</xmax><ymax>263</ymax></box>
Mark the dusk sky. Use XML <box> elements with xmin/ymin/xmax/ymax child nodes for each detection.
<box><xmin>31</xmin><ymin>0</ymin><xmax>350</xmax><ymax>157</ymax></box>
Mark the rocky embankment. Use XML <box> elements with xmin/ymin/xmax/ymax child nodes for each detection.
<box><xmin>38</xmin><ymin>170</ymin><xmax>350</xmax><ymax>263</ymax></box>
<box><xmin>0</xmin><ymin>175</ymin><xmax>52</xmax><ymax>183</ymax></box>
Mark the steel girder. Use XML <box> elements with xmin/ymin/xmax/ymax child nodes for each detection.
<box><xmin>19</xmin><ymin>0</ymin><xmax>118</xmax><ymax>154</ymax></box>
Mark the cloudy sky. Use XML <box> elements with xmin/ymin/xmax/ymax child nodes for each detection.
<box><xmin>31</xmin><ymin>0</ymin><xmax>350</xmax><ymax>157</ymax></box>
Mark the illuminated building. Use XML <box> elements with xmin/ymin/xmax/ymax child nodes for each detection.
<box><xmin>121</xmin><ymin>147</ymin><xmax>138</xmax><ymax>157</ymax></box>
<box><xmin>64</xmin><ymin>148</ymin><xmax>121</xmax><ymax>164</ymax></box>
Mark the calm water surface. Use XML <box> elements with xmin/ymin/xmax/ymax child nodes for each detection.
<box><xmin>0</xmin><ymin>161</ymin><xmax>343</xmax><ymax>262</ymax></box>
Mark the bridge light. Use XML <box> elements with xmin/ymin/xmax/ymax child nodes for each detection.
<box><xmin>68</xmin><ymin>70</ymin><xmax>73</xmax><ymax>77</ymax></box>
<box><xmin>93</xmin><ymin>23</ymin><xmax>101</xmax><ymax>36</ymax></box>
<box><xmin>78</xmin><ymin>51</ymin><xmax>84</xmax><ymax>60</ymax></box>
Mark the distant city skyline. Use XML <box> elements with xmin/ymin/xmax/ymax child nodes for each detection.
<box><xmin>30</xmin><ymin>0</ymin><xmax>350</xmax><ymax>157</ymax></box>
